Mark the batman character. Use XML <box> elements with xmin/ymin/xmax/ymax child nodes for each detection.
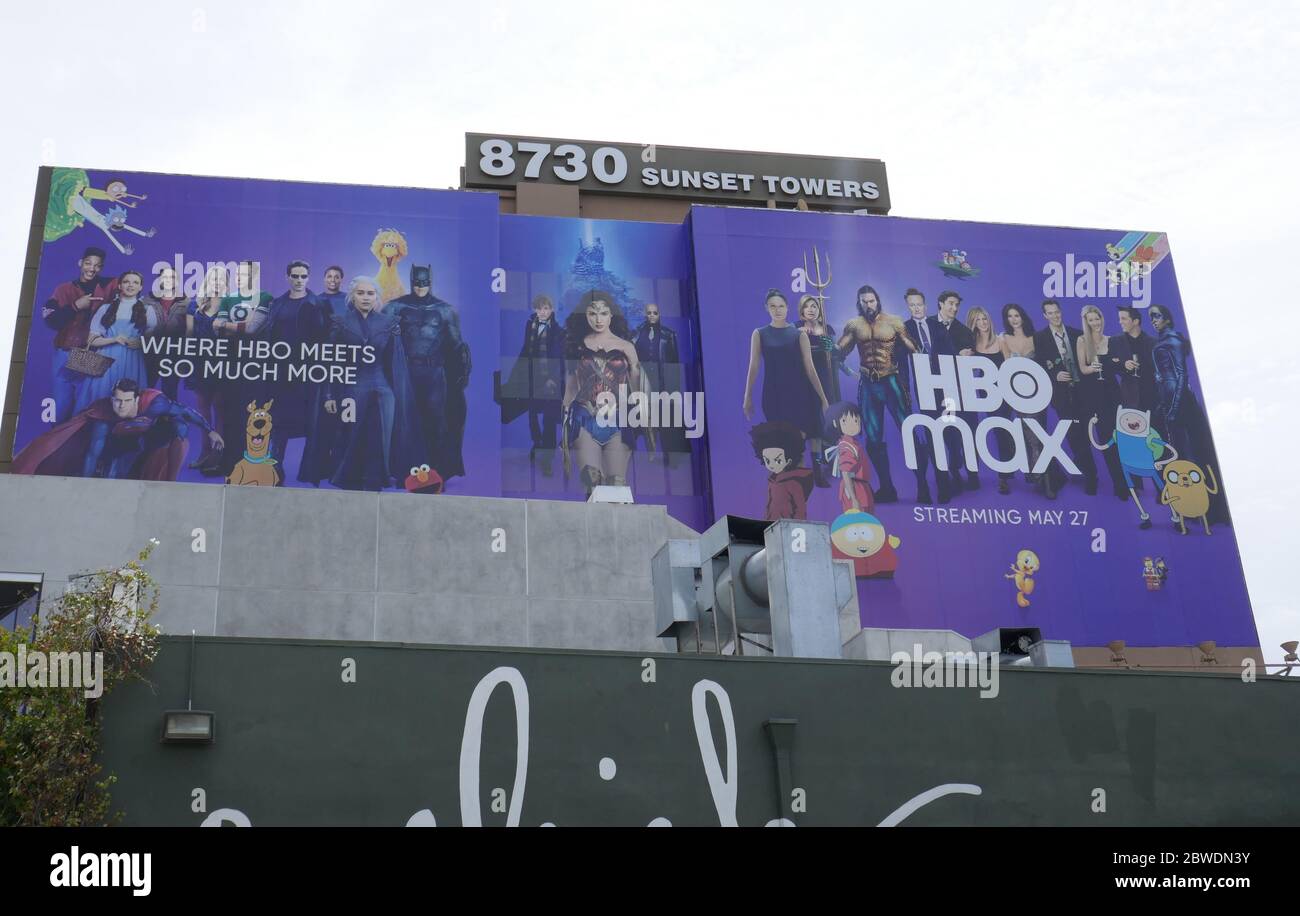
<box><xmin>388</xmin><ymin>264</ymin><xmax>471</xmax><ymax>480</ymax></box>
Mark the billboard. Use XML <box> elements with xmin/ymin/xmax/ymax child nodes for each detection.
<box><xmin>495</xmin><ymin>214</ymin><xmax>709</xmax><ymax>529</ymax></box>
<box><xmin>6</xmin><ymin>168</ymin><xmax>1257</xmax><ymax>648</ymax></box>
<box><xmin>10</xmin><ymin>168</ymin><xmax>710</xmax><ymax>524</ymax></box>
<box><xmin>14</xmin><ymin>168</ymin><xmax>499</xmax><ymax>493</ymax></box>
<box><xmin>690</xmin><ymin>206</ymin><xmax>1256</xmax><ymax>648</ymax></box>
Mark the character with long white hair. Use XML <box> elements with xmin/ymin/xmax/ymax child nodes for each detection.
<box><xmin>306</xmin><ymin>276</ymin><xmax>419</xmax><ymax>490</ymax></box>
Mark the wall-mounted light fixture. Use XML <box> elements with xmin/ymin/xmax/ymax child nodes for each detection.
<box><xmin>161</xmin><ymin>709</ymin><xmax>215</xmax><ymax>744</ymax></box>
<box><xmin>161</xmin><ymin>631</ymin><xmax>214</xmax><ymax>744</ymax></box>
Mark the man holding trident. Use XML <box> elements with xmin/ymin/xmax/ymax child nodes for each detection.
<box><xmin>835</xmin><ymin>285</ymin><xmax>923</xmax><ymax>504</ymax></box>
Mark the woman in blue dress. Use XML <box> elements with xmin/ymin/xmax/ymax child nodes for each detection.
<box><xmin>76</xmin><ymin>270</ymin><xmax>158</xmax><ymax>413</ymax></box>
<box><xmin>743</xmin><ymin>289</ymin><xmax>829</xmax><ymax>476</ymax></box>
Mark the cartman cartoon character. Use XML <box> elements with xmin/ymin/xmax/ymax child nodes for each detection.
<box><xmin>830</xmin><ymin>511</ymin><xmax>900</xmax><ymax>579</ymax></box>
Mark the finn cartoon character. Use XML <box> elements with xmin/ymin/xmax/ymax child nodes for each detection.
<box><xmin>1089</xmin><ymin>406</ymin><xmax>1179</xmax><ymax>529</ymax></box>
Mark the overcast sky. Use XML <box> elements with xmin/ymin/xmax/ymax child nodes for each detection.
<box><xmin>1</xmin><ymin>1</ymin><xmax>1297</xmax><ymax>664</ymax></box>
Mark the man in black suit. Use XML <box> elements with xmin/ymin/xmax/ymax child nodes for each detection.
<box><xmin>936</xmin><ymin>290</ymin><xmax>974</xmax><ymax>355</ymax></box>
<box><xmin>632</xmin><ymin>302</ymin><xmax>687</xmax><ymax>465</ymax></box>
<box><xmin>901</xmin><ymin>289</ymin><xmax>954</xmax><ymax>504</ymax></box>
<box><xmin>935</xmin><ymin>290</ymin><xmax>980</xmax><ymax>491</ymax></box>
<box><xmin>1106</xmin><ymin>306</ymin><xmax>1157</xmax><ymax>410</ymax></box>
<box><xmin>1033</xmin><ymin>299</ymin><xmax>1098</xmax><ymax>498</ymax></box>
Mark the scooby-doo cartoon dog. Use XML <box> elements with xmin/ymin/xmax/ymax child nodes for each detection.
<box><xmin>226</xmin><ymin>400</ymin><xmax>281</xmax><ymax>486</ymax></box>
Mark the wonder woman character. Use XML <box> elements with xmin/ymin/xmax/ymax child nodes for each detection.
<box><xmin>562</xmin><ymin>289</ymin><xmax>643</xmax><ymax>495</ymax></box>
<box><xmin>823</xmin><ymin>401</ymin><xmax>874</xmax><ymax>514</ymax></box>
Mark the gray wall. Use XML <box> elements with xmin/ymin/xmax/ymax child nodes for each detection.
<box><xmin>0</xmin><ymin>474</ymin><xmax>691</xmax><ymax>652</ymax></box>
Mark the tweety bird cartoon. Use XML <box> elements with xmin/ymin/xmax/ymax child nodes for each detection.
<box><xmin>1005</xmin><ymin>549</ymin><xmax>1040</xmax><ymax>608</ymax></box>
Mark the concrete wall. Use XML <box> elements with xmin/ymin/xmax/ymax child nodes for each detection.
<box><xmin>0</xmin><ymin>474</ymin><xmax>687</xmax><ymax>652</ymax></box>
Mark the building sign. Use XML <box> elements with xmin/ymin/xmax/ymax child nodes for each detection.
<box><xmin>464</xmin><ymin>133</ymin><xmax>890</xmax><ymax>212</ymax></box>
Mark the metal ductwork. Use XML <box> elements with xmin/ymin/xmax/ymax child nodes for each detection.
<box><xmin>652</xmin><ymin>516</ymin><xmax>852</xmax><ymax>659</ymax></box>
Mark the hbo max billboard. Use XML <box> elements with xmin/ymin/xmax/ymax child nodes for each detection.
<box><xmin>690</xmin><ymin>207</ymin><xmax>1255</xmax><ymax>649</ymax></box>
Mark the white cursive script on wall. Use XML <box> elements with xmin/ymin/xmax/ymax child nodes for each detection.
<box><xmin>202</xmin><ymin>666</ymin><xmax>983</xmax><ymax>826</ymax></box>
<box><xmin>459</xmin><ymin>666</ymin><xmax>530</xmax><ymax>827</ymax></box>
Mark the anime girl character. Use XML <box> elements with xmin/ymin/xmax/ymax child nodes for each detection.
<box><xmin>43</xmin><ymin>168</ymin><xmax>155</xmax><ymax>255</ymax></box>
<box><xmin>74</xmin><ymin>270</ymin><xmax>159</xmax><ymax>414</ymax></box>
<box><xmin>561</xmin><ymin>288</ymin><xmax>643</xmax><ymax>495</ymax></box>
<box><xmin>823</xmin><ymin>401</ymin><xmax>874</xmax><ymax>514</ymax></box>
<box><xmin>748</xmin><ymin>420</ymin><xmax>813</xmax><ymax>520</ymax></box>
<box><xmin>371</xmin><ymin>229</ymin><xmax>409</xmax><ymax>305</ymax></box>
<box><xmin>743</xmin><ymin>289</ymin><xmax>830</xmax><ymax>484</ymax></box>
<box><xmin>317</xmin><ymin>276</ymin><xmax>419</xmax><ymax>490</ymax></box>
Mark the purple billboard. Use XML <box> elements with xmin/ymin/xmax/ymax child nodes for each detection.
<box><xmin>7</xmin><ymin>168</ymin><xmax>1259</xmax><ymax>648</ymax></box>
<box><xmin>10</xmin><ymin>168</ymin><xmax>710</xmax><ymax>525</ymax></box>
<box><xmin>494</xmin><ymin>214</ymin><xmax>708</xmax><ymax>529</ymax></box>
<box><xmin>15</xmin><ymin>168</ymin><xmax>499</xmax><ymax>494</ymax></box>
<box><xmin>690</xmin><ymin>206</ymin><xmax>1256</xmax><ymax>648</ymax></box>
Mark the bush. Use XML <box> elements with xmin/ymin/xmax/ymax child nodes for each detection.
<box><xmin>0</xmin><ymin>543</ymin><xmax>161</xmax><ymax>826</ymax></box>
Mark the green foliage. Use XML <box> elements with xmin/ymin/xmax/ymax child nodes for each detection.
<box><xmin>0</xmin><ymin>543</ymin><xmax>161</xmax><ymax>826</ymax></box>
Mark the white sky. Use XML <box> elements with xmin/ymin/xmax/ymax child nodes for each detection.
<box><xmin>1</xmin><ymin>1</ymin><xmax>1297</xmax><ymax>664</ymax></box>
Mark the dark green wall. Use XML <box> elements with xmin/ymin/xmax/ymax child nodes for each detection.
<box><xmin>99</xmin><ymin>636</ymin><xmax>1299</xmax><ymax>826</ymax></box>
